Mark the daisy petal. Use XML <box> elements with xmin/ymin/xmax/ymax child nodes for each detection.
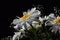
<box><xmin>32</xmin><ymin>21</ymin><xmax>39</xmax><ymax>24</ymax></box>
<box><xmin>23</xmin><ymin>12</ymin><xmax>27</xmax><ymax>16</ymax></box>
<box><xmin>26</xmin><ymin>22</ymin><xmax>30</xmax><ymax>28</ymax></box>
<box><xmin>14</xmin><ymin>24</ymin><xmax>18</xmax><ymax>29</ymax></box>
<box><xmin>29</xmin><ymin>7</ymin><xmax>36</xmax><ymax>13</ymax></box>
<box><xmin>12</xmin><ymin>19</ymin><xmax>20</xmax><ymax>25</ymax></box>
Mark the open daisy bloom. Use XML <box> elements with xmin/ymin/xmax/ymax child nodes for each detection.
<box><xmin>12</xmin><ymin>7</ymin><xmax>41</xmax><ymax>40</ymax></box>
<box><xmin>12</xmin><ymin>7</ymin><xmax>40</xmax><ymax>26</ymax></box>
<box><xmin>45</xmin><ymin>13</ymin><xmax>60</xmax><ymax>33</ymax></box>
<box><xmin>11</xmin><ymin>7</ymin><xmax>41</xmax><ymax>30</ymax></box>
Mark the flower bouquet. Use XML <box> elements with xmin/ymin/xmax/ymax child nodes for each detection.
<box><xmin>10</xmin><ymin>7</ymin><xmax>60</xmax><ymax>40</ymax></box>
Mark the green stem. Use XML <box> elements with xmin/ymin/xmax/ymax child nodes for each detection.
<box><xmin>33</xmin><ymin>29</ymin><xmax>38</xmax><ymax>40</ymax></box>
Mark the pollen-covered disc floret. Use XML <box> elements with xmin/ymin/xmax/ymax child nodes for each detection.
<box><xmin>45</xmin><ymin>13</ymin><xmax>60</xmax><ymax>33</ymax></box>
<box><xmin>20</xmin><ymin>13</ymin><xmax>31</xmax><ymax>21</ymax></box>
<box><xmin>54</xmin><ymin>17</ymin><xmax>60</xmax><ymax>24</ymax></box>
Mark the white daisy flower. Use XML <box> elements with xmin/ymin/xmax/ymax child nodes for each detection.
<box><xmin>13</xmin><ymin>29</ymin><xmax>25</xmax><ymax>40</ymax></box>
<box><xmin>45</xmin><ymin>13</ymin><xmax>60</xmax><ymax>33</ymax></box>
<box><xmin>12</xmin><ymin>7</ymin><xmax>41</xmax><ymax>29</ymax></box>
<box><xmin>12</xmin><ymin>25</ymin><xmax>26</xmax><ymax>40</ymax></box>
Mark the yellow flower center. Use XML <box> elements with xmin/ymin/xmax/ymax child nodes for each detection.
<box><xmin>20</xmin><ymin>13</ymin><xmax>31</xmax><ymax>21</ymax></box>
<box><xmin>55</xmin><ymin>18</ymin><xmax>60</xmax><ymax>24</ymax></box>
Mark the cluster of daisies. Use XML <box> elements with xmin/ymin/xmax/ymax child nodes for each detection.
<box><xmin>11</xmin><ymin>7</ymin><xmax>60</xmax><ymax>40</ymax></box>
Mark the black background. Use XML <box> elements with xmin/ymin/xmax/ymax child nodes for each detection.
<box><xmin>0</xmin><ymin>0</ymin><xmax>60</xmax><ymax>38</ymax></box>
